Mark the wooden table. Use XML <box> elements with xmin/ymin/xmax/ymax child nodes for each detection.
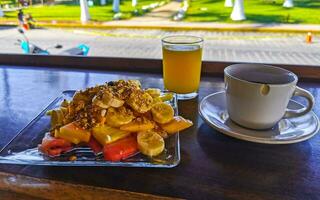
<box><xmin>0</xmin><ymin>55</ymin><xmax>319</xmax><ymax>199</ymax></box>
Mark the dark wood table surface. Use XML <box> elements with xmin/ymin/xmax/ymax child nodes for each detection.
<box><xmin>1</xmin><ymin>64</ymin><xmax>320</xmax><ymax>200</ymax></box>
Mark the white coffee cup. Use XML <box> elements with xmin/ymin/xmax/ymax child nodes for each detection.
<box><xmin>224</xmin><ymin>64</ymin><xmax>314</xmax><ymax>130</ymax></box>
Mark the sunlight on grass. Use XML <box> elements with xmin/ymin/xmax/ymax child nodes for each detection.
<box><xmin>185</xmin><ymin>0</ymin><xmax>320</xmax><ymax>24</ymax></box>
<box><xmin>3</xmin><ymin>0</ymin><xmax>161</xmax><ymax>21</ymax></box>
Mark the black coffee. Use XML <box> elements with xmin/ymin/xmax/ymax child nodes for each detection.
<box><xmin>228</xmin><ymin>65</ymin><xmax>296</xmax><ymax>85</ymax></box>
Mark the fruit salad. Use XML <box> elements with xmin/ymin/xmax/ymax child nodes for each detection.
<box><xmin>39</xmin><ymin>80</ymin><xmax>193</xmax><ymax>161</ymax></box>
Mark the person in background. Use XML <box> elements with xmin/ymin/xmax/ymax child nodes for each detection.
<box><xmin>17</xmin><ymin>9</ymin><xmax>24</xmax><ymax>26</ymax></box>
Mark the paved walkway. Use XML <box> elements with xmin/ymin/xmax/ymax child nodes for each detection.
<box><xmin>1</xmin><ymin>27</ymin><xmax>319</xmax><ymax>66</ymax></box>
<box><xmin>130</xmin><ymin>1</ymin><xmax>180</xmax><ymax>22</ymax></box>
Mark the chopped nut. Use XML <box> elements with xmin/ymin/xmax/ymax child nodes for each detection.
<box><xmin>101</xmin><ymin>109</ymin><xmax>107</xmax><ymax>117</ymax></box>
<box><xmin>57</xmin><ymin>80</ymin><xmax>153</xmax><ymax>129</ymax></box>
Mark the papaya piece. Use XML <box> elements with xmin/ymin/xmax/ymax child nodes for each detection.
<box><xmin>160</xmin><ymin>116</ymin><xmax>193</xmax><ymax>134</ymax></box>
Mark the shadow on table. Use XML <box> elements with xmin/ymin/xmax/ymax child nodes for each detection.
<box><xmin>197</xmin><ymin>122</ymin><xmax>312</xmax><ymax>165</ymax></box>
<box><xmin>196</xmin><ymin>122</ymin><xmax>314</xmax><ymax>193</ymax></box>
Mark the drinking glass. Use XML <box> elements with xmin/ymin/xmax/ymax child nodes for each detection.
<box><xmin>162</xmin><ymin>35</ymin><xmax>203</xmax><ymax>100</ymax></box>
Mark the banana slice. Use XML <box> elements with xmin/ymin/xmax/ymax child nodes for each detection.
<box><xmin>92</xmin><ymin>89</ymin><xmax>124</xmax><ymax>109</ymax></box>
<box><xmin>151</xmin><ymin>102</ymin><xmax>174</xmax><ymax>124</ymax></box>
<box><xmin>152</xmin><ymin>97</ymin><xmax>162</xmax><ymax>104</ymax></box>
<box><xmin>105</xmin><ymin>107</ymin><xmax>135</xmax><ymax>127</ymax></box>
<box><xmin>145</xmin><ymin>88</ymin><xmax>161</xmax><ymax>98</ymax></box>
<box><xmin>92</xmin><ymin>95</ymin><xmax>110</xmax><ymax>109</ymax></box>
<box><xmin>137</xmin><ymin>130</ymin><xmax>165</xmax><ymax>157</ymax></box>
<box><xmin>127</xmin><ymin>90</ymin><xmax>153</xmax><ymax>113</ymax></box>
<box><xmin>102</xmin><ymin>90</ymin><xmax>124</xmax><ymax>108</ymax></box>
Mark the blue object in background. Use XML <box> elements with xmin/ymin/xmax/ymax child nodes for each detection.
<box><xmin>20</xmin><ymin>40</ymin><xmax>29</xmax><ymax>54</ymax></box>
<box><xmin>78</xmin><ymin>44</ymin><xmax>90</xmax><ymax>56</ymax></box>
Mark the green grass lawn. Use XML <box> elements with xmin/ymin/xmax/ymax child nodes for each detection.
<box><xmin>3</xmin><ymin>0</ymin><xmax>162</xmax><ymax>21</ymax></box>
<box><xmin>185</xmin><ymin>0</ymin><xmax>320</xmax><ymax>24</ymax></box>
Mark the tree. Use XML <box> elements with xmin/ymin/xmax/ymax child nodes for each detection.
<box><xmin>80</xmin><ymin>0</ymin><xmax>90</xmax><ymax>23</ymax></box>
<box><xmin>225</xmin><ymin>0</ymin><xmax>233</xmax><ymax>7</ymax></box>
<box><xmin>283</xmin><ymin>0</ymin><xmax>293</xmax><ymax>8</ymax></box>
<box><xmin>231</xmin><ymin>0</ymin><xmax>245</xmax><ymax>21</ymax></box>
<box><xmin>113</xmin><ymin>0</ymin><xmax>120</xmax><ymax>12</ymax></box>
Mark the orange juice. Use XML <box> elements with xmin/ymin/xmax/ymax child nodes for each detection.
<box><xmin>162</xmin><ymin>45</ymin><xmax>202</xmax><ymax>94</ymax></box>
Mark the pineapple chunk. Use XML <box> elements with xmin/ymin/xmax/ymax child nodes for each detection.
<box><xmin>58</xmin><ymin>122</ymin><xmax>91</xmax><ymax>144</ymax></box>
<box><xmin>92</xmin><ymin>125</ymin><xmax>131</xmax><ymax>146</ymax></box>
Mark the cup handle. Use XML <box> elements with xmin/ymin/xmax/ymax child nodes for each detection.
<box><xmin>284</xmin><ymin>86</ymin><xmax>314</xmax><ymax>118</ymax></box>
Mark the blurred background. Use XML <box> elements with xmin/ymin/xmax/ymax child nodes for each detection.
<box><xmin>0</xmin><ymin>0</ymin><xmax>319</xmax><ymax>65</ymax></box>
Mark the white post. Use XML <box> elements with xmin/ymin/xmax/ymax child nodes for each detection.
<box><xmin>283</xmin><ymin>0</ymin><xmax>293</xmax><ymax>8</ymax></box>
<box><xmin>80</xmin><ymin>0</ymin><xmax>90</xmax><ymax>23</ymax></box>
<box><xmin>231</xmin><ymin>0</ymin><xmax>245</xmax><ymax>21</ymax></box>
<box><xmin>100</xmin><ymin>0</ymin><xmax>106</xmax><ymax>5</ymax></box>
<box><xmin>113</xmin><ymin>0</ymin><xmax>120</xmax><ymax>12</ymax></box>
<box><xmin>0</xmin><ymin>9</ymin><xmax>3</xmax><ymax>17</ymax></box>
<box><xmin>132</xmin><ymin>0</ymin><xmax>137</xmax><ymax>7</ymax></box>
<box><xmin>224</xmin><ymin>0</ymin><xmax>233</xmax><ymax>7</ymax></box>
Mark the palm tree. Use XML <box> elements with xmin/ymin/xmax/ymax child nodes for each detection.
<box><xmin>80</xmin><ymin>0</ymin><xmax>90</xmax><ymax>23</ymax></box>
<box><xmin>283</xmin><ymin>0</ymin><xmax>293</xmax><ymax>7</ymax></box>
<box><xmin>113</xmin><ymin>0</ymin><xmax>120</xmax><ymax>12</ymax></box>
<box><xmin>225</xmin><ymin>0</ymin><xmax>233</xmax><ymax>7</ymax></box>
<box><xmin>231</xmin><ymin>0</ymin><xmax>245</xmax><ymax>21</ymax></box>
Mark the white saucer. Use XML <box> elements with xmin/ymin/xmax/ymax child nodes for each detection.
<box><xmin>199</xmin><ymin>91</ymin><xmax>320</xmax><ymax>144</ymax></box>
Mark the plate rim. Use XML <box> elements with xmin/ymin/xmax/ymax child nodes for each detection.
<box><xmin>199</xmin><ymin>91</ymin><xmax>320</xmax><ymax>144</ymax></box>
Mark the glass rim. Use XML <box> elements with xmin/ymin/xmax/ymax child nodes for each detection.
<box><xmin>161</xmin><ymin>35</ymin><xmax>204</xmax><ymax>45</ymax></box>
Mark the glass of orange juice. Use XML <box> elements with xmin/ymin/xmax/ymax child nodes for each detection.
<box><xmin>162</xmin><ymin>35</ymin><xmax>203</xmax><ymax>100</ymax></box>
